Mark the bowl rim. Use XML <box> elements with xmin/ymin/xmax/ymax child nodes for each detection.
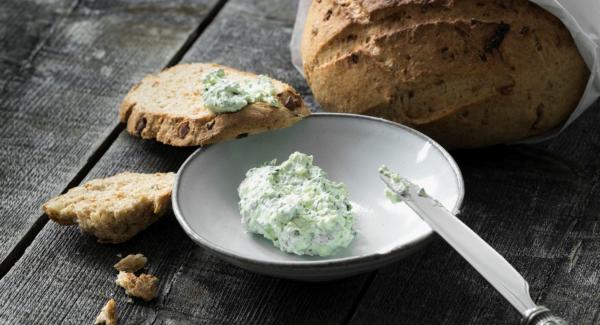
<box><xmin>172</xmin><ymin>112</ymin><xmax>464</xmax><ymax>269</ymax></box>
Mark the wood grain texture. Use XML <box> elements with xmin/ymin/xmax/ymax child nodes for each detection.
<box><xmin>0</xmin><ymin>0</ymin><xmax>77</xmax><ymax>91</ymax></box>
<box><xmin>0</xmin><ymin>137</ymin><xmax>367</xmax><ymax>324</ymax></box>
<box><xmin>1</xmin><ymin>0</ymin><xmax>598</xmax><ymax>324</ymax></box>
<box><xmin>0</xmin><ymin>0</ymin><xmax>220</xmax><ymax>268</ymax></box>
<box><xmin>0</xmin><ymin>0</ymin><xmax>368</xmax><ymax>324</ymax></box>
<box><xmin>348</xmin><ymin>100</ymin><xmax>600</xmax><ymax>324</ymax></box>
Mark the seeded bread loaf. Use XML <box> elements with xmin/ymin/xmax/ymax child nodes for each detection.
<box><xmin>120</xmin><ymin>63</ymin><xmax>310</xmax><ymax>146</ymax></box>
<box><xmin>301</xmin><ymin>0</ymin><xmax>589</xmax><ymax>148</ymax></box>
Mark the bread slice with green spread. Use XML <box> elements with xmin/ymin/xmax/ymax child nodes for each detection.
<box><xmin>119</xmin><ymin>63</ymin><xmax>311</xmax><ymax>146</ymax></box>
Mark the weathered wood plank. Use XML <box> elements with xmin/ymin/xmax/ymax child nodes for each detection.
<box><xmin>0</xmin><ymin>0</ymin><xmax>77</xmax><ymax>90</ymax></box>
<box><xmin>0</xmin><ymin>0</ymin><xmax>222</xmax><ymax>270</ymax></box>
<box><xmin>0</xmin><ymin>0</ymin><xmax>369</xmax><ymax>324</ymax></box>
<box><xmin>4</xmin><ymin>0</ymin><xmax>597</xmax><ymax>323</ymax></box>
<box><xmin>0</xmin><ymin>133</ymin><xmax>366</xmax><ymax>322</ymax></box>
<box><xmin>348</xmin><ymin>100</ymin><xmax>600</xmax><ymax>324</ymax></box>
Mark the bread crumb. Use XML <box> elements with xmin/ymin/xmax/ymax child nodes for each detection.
<box><xmin>115</xmin><ymin>271</ymin><xmax>159</xmax><ymax>301</ymax></box>
<box><xmin>116</xmin><ymin>253</ymin><xmax>122</xmax><ymax>258</ymax></box>
<box><xmin>114</xmin><ymin>254</ymin><xmax>147</xmax><ymax>273</ymax></box>
<box><xmin>94</xmin><ymin>299</ymin><xmax>117</xmax><ymax>325</ymax></box>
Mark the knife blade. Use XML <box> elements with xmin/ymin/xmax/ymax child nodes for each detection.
<box><xmin>379</xmin><ymin>173</ymin><xmax>567</xmax><ymax>325</ymax></box>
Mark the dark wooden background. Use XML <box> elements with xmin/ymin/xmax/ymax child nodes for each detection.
<box><xmin>1</xmin><ymin>0</ymin><xmax>599</xmax><ymax>324</ymax></box>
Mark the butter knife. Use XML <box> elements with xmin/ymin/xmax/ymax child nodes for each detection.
<box><xmin>379</xmin><ymin>173</ymin><xmax>567</xmax><ymax>325</ymax></box>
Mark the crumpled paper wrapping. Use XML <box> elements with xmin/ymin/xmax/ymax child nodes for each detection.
<box><xmin>290</xmin><ymin>0</ymin><xmax>600</xmax><ymax>143</ymax></box>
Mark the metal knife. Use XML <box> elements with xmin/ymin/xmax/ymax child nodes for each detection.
<box><xmin>379</xmin><ymin>173</ymin><xmax>568</xmax><ymax>325</ymax></box>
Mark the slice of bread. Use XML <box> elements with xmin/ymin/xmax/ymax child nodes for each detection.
<box><xmin>119</xmin><ymin>63</ymin><xmax>311</xmax><ymax>146</ymax></box>
<box><xmin>42</xmin><ymin>172</ymin><xmax>174</xmax><ymax>243</ymax></box>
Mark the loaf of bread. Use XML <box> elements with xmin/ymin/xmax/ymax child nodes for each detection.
<box><xmin>301</xmin><ymin>0</ymin><xmax>589</xmax><ymax>148</ymax></box>
<box><xmin>120</xmin><ymin>63</ymin><xmax>310</xmax><ymax>146</ymax></box>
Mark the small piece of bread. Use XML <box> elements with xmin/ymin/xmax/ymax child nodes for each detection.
<box><xmin>119</xmin><ymin>63</ymin><xmax>311</xmax><ymax>146</ymax></box>
<box><xmin>42</xmin><ymin>172</ymin><xmax>174</xmax><ymax>243</ymax></box>
<box><xmin>115</xmin><ymin>271</ymin><xmax>159</xmax><ymax>301</ymax></box>
<box><xmin>94</xmin><ymin>299</ymin><xmax>117</xmax><ymax>325</ymax></box>
<box><xmin>114</xmin><ymin>254</ymin><xmax>147</xmax><ymax>273</ymax></box>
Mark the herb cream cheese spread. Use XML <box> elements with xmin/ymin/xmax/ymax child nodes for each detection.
<box><xmin>238</xmin><ymin>152</ymin><xmax>355</xmax><ymax>256</ymax></box>
<box><xmin>202</xmin><ymin>69</ymin><xmax>280</xmax><ymax>114</ymax></box>
<box><xmin>379</xmin><ymin>165</ymin><xmax>434</xmax><ymax>204</ymax></box>
<box><xmin>378</xmin><ymin>165</ymin><xmax>412</xmax><ymax>203</ymax></box>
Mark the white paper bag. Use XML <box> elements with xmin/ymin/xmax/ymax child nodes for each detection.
<box><xmin>290</xmin><ymin>0</ymin><xmax>600</xmax><ymax>143</ymax></box>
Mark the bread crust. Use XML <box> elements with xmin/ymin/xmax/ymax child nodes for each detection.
<box><xmin>119</xmin><ymin>63</ymin><xmax>310</xmax><ymax>147</ymax></box>
<box><xmin>302</xmin><ymin>0</ymin><xmax>589</xmax><ymax>148</ymax></box>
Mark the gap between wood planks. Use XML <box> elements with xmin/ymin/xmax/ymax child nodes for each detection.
<box><xmin>341</xmin><ymin>271</ymin><xmax>378</xmax><ymax>325</ymax></box>
<box><xmin>0</xmin><ymin>0</ymin><xmax>230</xmax><ymax>279</ymax></box>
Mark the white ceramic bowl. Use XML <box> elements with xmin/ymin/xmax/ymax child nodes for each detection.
<box><xmin>173</xmin><ymin>113</ymin><xmax>464</xmax><ymax>281</ymax></box>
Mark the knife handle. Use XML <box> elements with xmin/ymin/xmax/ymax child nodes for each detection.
<box><xmin>521</xmin><ymin>306</ymin><xmax>568</xmax><ymax>325</ymax></box>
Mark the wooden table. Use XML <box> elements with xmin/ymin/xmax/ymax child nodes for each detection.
<box><xmin>1</xmin><ymin>0</ymin><xmax>598</xmax><ymax>323</ymax></box>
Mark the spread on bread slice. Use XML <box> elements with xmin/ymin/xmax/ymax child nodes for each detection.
<box><xmin>119</xmin><ymin>63</ymin><xmax>311</xmax><ymax>146</ymax></box>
